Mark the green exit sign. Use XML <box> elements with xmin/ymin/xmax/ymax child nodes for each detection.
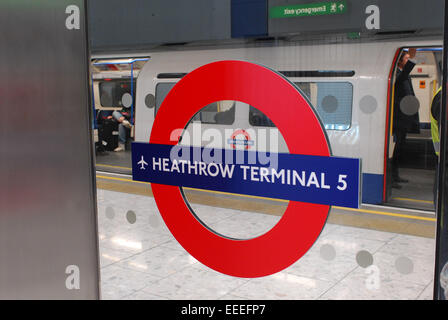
<box><xmin>270</xmin><ymin>1</ymin><xmax>347</xmax><ymax>18</ymax></box>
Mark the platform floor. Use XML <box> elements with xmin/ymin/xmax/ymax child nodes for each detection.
<box><xmin>96</xmin><ymin>150</ymin><xmax>132</xmax><ymax>175</ymax></box>
<box><xmin>97</xmin><ymin>188</ymin><xmax>436</xmax><ymax>300</ymax></box>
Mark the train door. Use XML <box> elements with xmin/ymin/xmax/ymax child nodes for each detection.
<box><xmin>385</xmin><ymin>47</ymin><xmax>442</xmax><ymax>211</ymax></box>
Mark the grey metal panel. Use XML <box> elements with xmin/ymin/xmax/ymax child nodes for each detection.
<box><xmin>268</xmin><ymin>0</ymin><xmax>444</xmax><ymax>36</ymax></box>
<box><xmin>0</xmin><ymin>0</ymin><xmax>99</xmax><ymax>299</ymax></box>
<box><xmin>88</xmin><ymin>0</ymin><xmax>231</xmax><ymax>53</ymax></box>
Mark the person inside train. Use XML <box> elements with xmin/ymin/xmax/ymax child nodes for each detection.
<box><xmin>431</xmin><ymin>87</ymin><xmax>442</xmax><ymax>204</ymax></box>
<box><xmin>392</xmin><ymin>47</ymin><xmax>419</xmax><ymax>189</ymax></box>
<box><xmin>111</xmin><ymin>101</ymin><xmax>133</xmax><ymax>152</ymax></box>
<box><xmin>431</xmin><ymin>87</ymin><xmax>442</xmax><ymax>157</ymax></box>
<box><xmin>95</xmin><ymin>109</ymin><xmax>113</xmax><ymax>154</ymax></box>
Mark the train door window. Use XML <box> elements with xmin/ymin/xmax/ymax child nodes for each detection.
<box><xmin>99</xmin><ymin>79</ymin><xmax>136</xmax><ymax>108</ymax></box>
<box><xmin>155</xmin><ymin>82</ymin><xmax>235</xmax><ymax>124</ymax></box>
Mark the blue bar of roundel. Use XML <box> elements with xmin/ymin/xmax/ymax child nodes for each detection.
<box><xmin>132</xmin><ymin>142</ymin><xmax>361</xmax><ymax>208</ymax></box>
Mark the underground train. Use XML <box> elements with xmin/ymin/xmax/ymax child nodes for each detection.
<box><xmin>93</xmin><ymin>39</ymin><xmax>442</xmax><ymax>206</ymax></box>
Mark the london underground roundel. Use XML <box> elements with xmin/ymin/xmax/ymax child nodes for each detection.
<box><xmin>132</xmin><ymin>60</ymin><xmax>361</xmax><ymax>278</ymax></box>
<box><xmin>229</xmin><ymin>129</ymin><xmax>253</xmax><ymax>149</ymax></box>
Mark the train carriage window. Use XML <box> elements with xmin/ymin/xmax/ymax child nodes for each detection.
<box><xmin>305</xmin><ymin>82</ymin><xmax>353</xmax><ymax>131</ymax></box>
<box><xmin>248</xmin><ymin>81</ymin><xmax>353</xmax><ymax>130</ymax></box>
<box><xmin>155</xmin><ymin>82</ymin><xmax>176</xmax><ymax>114</ymax></box>
<box><xmin>99</xmin><ymin>79</ymin><xmax>136</xmax><ymax>108</ymax></box>
<box><xmin>155</xmin><ymin>82</ymin><xmax>235</xmax><ymax>125</ymax></box>
<box><xmin>249</xmin><ymin>106</ymin><xmax>276</xmax><ymax>127</ymax></box>
<box><xmin>198</xmin><ymin>100</ymin><xmax>235</xmax><ymax>125</ymax></box>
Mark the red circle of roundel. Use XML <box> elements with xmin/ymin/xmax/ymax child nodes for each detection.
<box><xmin>150</xmin><ymin>60</ymin><xmax>331</xmax><ymax>278</ymax></box>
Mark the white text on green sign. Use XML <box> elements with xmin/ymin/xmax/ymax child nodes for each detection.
<box><xmin>270</xmin><ymin>1</ymin><xmax>347</xmax><ymax>19</ymax></box>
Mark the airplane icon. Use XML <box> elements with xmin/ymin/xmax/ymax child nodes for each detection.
<box><xmin>137</xmin><ymin>156</ymin><xmax>148</xmax><ymax>170</ymax></box>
